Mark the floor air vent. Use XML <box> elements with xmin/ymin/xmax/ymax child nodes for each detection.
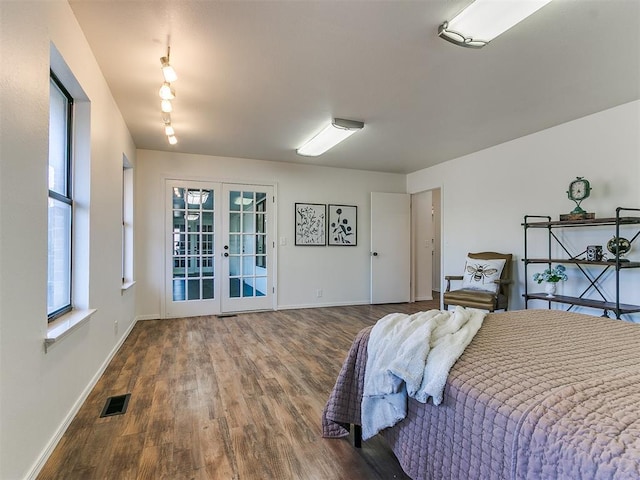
<box><xmin>100</xmin><ymin>393</ymin><xmax>131</xmax><ymax>417</ymax></box>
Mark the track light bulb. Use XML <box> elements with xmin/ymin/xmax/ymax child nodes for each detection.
<box><xmin>160</xmin><ymin>56</ymin><xmax>177</xmax><ymax>83</ymax></box>
<box><xmin>168</xmin><ymin>135</ymin><xmax>178</xmax><ymax>145</ymax></box>
<box><xmin>165</xmin><ymin>125</ymin><xmax>175</xmax><ymax>136</ymax></box>
<box><xmin>161</xmin><ymin>99</ymin><xmax>173</xmax><ymax>113</ymax></box>
<box><xmin>159</xmin><ymin>82</ymin><xmax>175</xmax><ymax>100</ymax></box>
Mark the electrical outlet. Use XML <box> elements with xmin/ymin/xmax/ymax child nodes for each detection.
<box><xmin>316</xmin><ymin>289</ymin><xmax>323</xmax><ymax>298</ymax></box>
<box><xmin>114</xmin><ymin>320</ymin><xmax>118</xmax><ymax>335</ymax></box>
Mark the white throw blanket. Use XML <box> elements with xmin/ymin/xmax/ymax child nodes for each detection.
<box><xmin>361</xmin><ymin>306</ymin><xmax>486</xmax><ymax>440</ymax></box>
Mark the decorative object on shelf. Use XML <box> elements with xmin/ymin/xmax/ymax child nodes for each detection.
<box><xmin>328</xmin><ymin>204</ymin><xmax>357</xmax><ymax>246</ymax></box>
<box><xmin>586</xmin><ymin>245</ymin><xmax>604</xmax><ymax>262</ymax></box>
<box><xmin>295</xmin><ymin>203</ymin><xmax>326</xmax><ymax>246</ymax></box>
<box><xmin>607</xmin><ymin>236</ymin><xmax>631</xmax><ymax>262</ymax></box>
<box><xmin>560</xmin><ymin>177</ymin><xmax>594</xmax><ymax>221</ymax></box>
<box><xmin>544</xmin><ymin>282</ymin><xmax>557</xmax><ymax>298</ymax></box>
<box><xmin>533</xmin><ymin>265</ymin><xmax>568</xmax><ymax>297</ymax></box>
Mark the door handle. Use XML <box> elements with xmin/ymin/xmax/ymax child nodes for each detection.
<box><xmin>371</xmin><ymin>252</ymin><xmax>378</xmax><ymax>257</ymax></box>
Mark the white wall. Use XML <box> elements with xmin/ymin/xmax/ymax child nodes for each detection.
<box><xmin>0</xmin><ymin>2</ymin><xmax>137</xmax><ymax>479</ymax></box>
<box><xmin>135</xmin><ymin>150</ymin><xmax>406</xmax><ymax>318</ymax></box>
<box><xmin>408</xmin><ymin>100</ymin><xmax>640</xmax><ymax>320</ymax></box>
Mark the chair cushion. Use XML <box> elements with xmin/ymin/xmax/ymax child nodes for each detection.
<box><xmin>443</xmin><ymin>289</ymin><xmax>499</xmax><ymax>310</ymax></box>
<box><xmin>461</xmin><ymin>257</ymin><xmax>506</xmax><ymax>293</ymax></box>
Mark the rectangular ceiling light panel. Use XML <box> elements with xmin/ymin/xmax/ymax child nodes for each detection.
<box><xmin>297</xmin><ymin>118</ymin><xmax>364</xmax><ymax>157</ymax></box>
<box><xmin>441</xmin><ymin>0</ymin><xmax>553</xmax><ymax>47</ymax></box>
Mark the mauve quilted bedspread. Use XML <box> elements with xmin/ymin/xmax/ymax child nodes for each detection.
<box><xmin>321</xmin><ymin>309</ymin><xmax>640</xmax><ymax>480</ymax></box>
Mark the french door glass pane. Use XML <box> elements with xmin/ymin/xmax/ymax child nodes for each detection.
<box><xmin>229</xmin><ymin>234</ymin><xmax>241</xmax><ymax>254</ymax></box>
<box><xmin>255</xmin><ymin>277</ymin><xmax>267</xmax><ymax>297</ymax></box>
<box><xmin>242</xmin><ymin>256</ymin><xmax>255</xmax><ymax>276</ymax></box>
<box><xmin>47</xmin><ymin>198</ymin><xmax>72</xmax><ymax>315</ymax></box>
<box><xmin>172</xmin><ymin>187</ymin><xmax>215</xmax><ymax>302</ymax></box>
<box><xmin>173</xmin><ymin>279</ymin><xmax>186</xmax><ymax>301</ymax></box>
<box><xmin>202</xmin><ymin>279</ymin><xmax>214</xmax><ymax>299</ymax></box>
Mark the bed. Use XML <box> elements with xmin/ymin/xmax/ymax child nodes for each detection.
<box><xmin>322</xmin><ymin>309</ymin><xmax>640</xmax><ymax>480</ymax></box>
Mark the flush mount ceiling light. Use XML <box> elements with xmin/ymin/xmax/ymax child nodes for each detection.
<box><xmin>296</xmin><ymin>118</ymin><xmax>364</xmax><ymax>157</ymax></box>
<box><xmin>438</xmin><ymin>0</ymin><xmax>553</xmax><ymax>48</ymax></box>
<box><xmin>187</xmin><ymin>190</ymin><xmax>209</xmax><ymax>205</ymax></box>
<box><xmin>234</xmin><ymin>197</ymin><xmax>253</xmax><ymax>206</ymax></box>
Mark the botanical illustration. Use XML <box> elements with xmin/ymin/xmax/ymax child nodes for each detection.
<box><xmin>295</xmin><ymin>203</ymin><xmax>326</xmax><ymax>245</ymax></box>
<box><xmin>328</xmin><ymin>204</ymin><xmax>357</xmax><ymax>246</ymax></box>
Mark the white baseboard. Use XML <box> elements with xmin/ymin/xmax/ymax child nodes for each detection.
<box><xmin>26</xmin><ymin>316</ymin><xmax>138</xmax><ymax>480</ymax></box>
<box><xmin>135</xmin><ymin>314</ymin><xmax>161</xmax><ymax>321</ymax></box>
<box><xmin>278</xmin><ymin>300</ymin><xmax>370</xmax><ymax>310</ymax></box>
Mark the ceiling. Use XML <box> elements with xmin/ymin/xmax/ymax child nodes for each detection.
<box><xmin>69</xmin><ymin>0</ymin><xmax>640</xmax><ymax>174</ymax></box>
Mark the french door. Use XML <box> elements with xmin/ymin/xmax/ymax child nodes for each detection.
<box><xmin>165</xmin><ymin>180</ymin><xmax>274</xmax><ymax>318</ymax></box>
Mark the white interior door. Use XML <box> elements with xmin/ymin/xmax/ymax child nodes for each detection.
<box><xmin>371</xmin><ymin>192</ymin><xmax>411</xmax><ymax>304</ymax></box>
<box><xmin>165</xmin><ymin>181</ymin><xmax>274</xmax><ymax>318</ymax></box>
<box><xmin>221</xmin><ymin>184</ymin><xmax>274</xmax><ymax>313</ymax></box>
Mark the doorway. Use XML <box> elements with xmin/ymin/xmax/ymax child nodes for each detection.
<box><xmin>411</xmin><ymin>188</ymin><xmax>441</xmax><ymax>302</ymax></box>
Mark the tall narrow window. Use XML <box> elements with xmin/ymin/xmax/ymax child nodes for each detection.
<box><xmin>48</xmin><ymin>72</ymin><xmax>74</xmax><ymax>321</ymax></box>
<box><xmin>122</xmin><ymin>154</ymin><xmax>134</xmax><ymax>288</ymax></box>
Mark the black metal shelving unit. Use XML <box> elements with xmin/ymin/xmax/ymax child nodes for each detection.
<box><xmin>522</xmin><ymin>207</ymin><xmax>640</xmax><ymax>319</ymax></box>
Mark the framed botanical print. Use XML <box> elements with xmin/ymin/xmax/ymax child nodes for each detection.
<box><xmin>328</xmin><ymin>204</ymin><xmax>357</xmax><ymax>246</ymax></box>
<box><xmin>295</xmin><ymin>203</ymin><xmax>326</xmax><ymax>246</ymax></box>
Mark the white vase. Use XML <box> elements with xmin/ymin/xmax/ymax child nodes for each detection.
<box><xmin>545</xmin><ymin>282</ymin><xmax>557</xmax><ymax>297</ymax></box>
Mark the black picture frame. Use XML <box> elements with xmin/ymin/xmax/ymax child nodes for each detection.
<box><xmin>295</xmin><ymin>203</ymin><xmax>326</xmax><ymax>246</ymax></box>
<box><xmin>328</xmin><ymin>204</ymin><xmax>357</xmax><ymax>246</ymax></box>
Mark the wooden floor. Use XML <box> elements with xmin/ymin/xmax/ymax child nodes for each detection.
<box><xmin>38</xmin><ymin>299</ymin><xmax>439</xmax><ymax>480</ymax></box>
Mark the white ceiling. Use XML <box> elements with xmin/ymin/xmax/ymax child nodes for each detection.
<box><xmin>69</xmin><ymin>0</ymin><xmax>640</xmax><ymax>174</ymax></box>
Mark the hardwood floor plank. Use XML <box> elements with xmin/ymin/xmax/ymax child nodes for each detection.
<box><xmin>37</xmin><ymin>299</ymin><xmax>438</xmax><ymax>479</ymax></box>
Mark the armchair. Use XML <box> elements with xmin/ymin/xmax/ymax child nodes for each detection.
<box><xmin>443</xmin><ymin>252</ymin><xmax>512</xmax><ymax>312</ymax></box>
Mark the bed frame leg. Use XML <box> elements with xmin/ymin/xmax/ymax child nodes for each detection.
<box><xmin>353</xmin><ymin>424</ymin><xmax>362</xmax><ymax>448</ymax></box>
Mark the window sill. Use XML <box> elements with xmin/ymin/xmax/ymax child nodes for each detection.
<box><xmin>121</xmin><ymin>280</ymin><xmax>136</xmax><ymax>294</ymax></box>
<box><xmin>45</xmin><ymin>308</ymin><xmax>97</xmax><ymax>352</ymax></box>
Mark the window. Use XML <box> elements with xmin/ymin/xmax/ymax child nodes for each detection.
<box><xmin>122</xmin><ymin>154</ymin><xmax>134</xmax><ymax>288</ymax></box>
<box><xmin>48</xmin><ymin>72</ymin><xmax>74</xmax><ymax>321</ymax></box>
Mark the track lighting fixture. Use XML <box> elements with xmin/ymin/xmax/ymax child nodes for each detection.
<box><xmin>159</xmin><ymin>44</ymin><xmax>179</xmax><ymax>144</ymax></box>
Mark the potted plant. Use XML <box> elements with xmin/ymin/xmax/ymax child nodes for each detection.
<box><xmin>533</xmin><ymin>265</ymin><xmax>568</xmax><ymax>297</ymax></box>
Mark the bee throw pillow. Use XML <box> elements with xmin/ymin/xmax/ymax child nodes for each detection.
<box><xmin>461</xmin><ymin>257</ymin><xmax>506</xmax><ymax>293</ymax></box>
